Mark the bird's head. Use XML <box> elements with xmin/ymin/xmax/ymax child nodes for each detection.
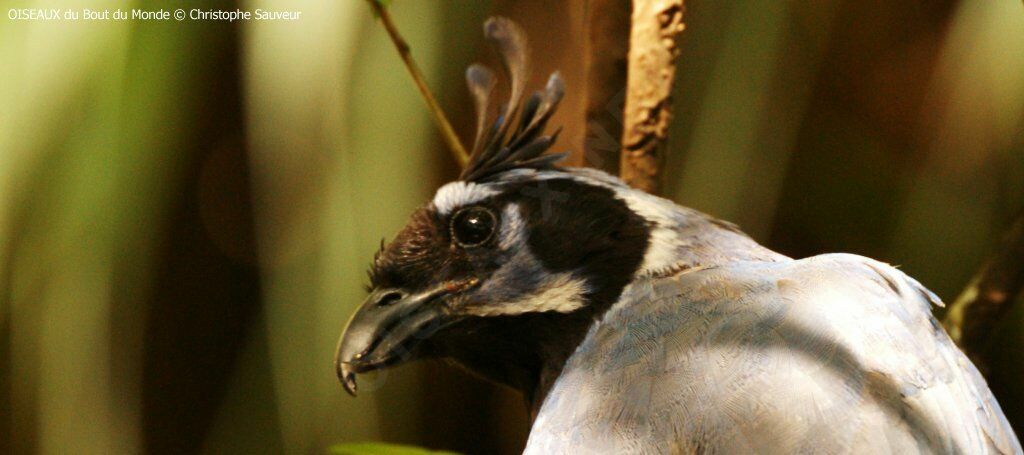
<box><xmin>334</xmin><ymin>167</ymin><xmax>655</xmax><ymax>396</ymax></box>
<box><xmin>334</xmin><ymin>17</ymin><xmax>657</xmax><ymax>398</ymax></box>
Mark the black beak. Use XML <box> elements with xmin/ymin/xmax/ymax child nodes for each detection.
<box><xmin>334</xmin><ymin>284</ymin><xmax>453</xmax><ymax>396</ymax></box>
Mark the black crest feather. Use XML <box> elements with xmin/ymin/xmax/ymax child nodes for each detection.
<box><xmin>460</xmin><ymin>17</ymin><xmax>567</xmax><ymax>183</ymax></box>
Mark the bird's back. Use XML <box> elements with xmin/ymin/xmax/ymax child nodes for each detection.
<box><xmin>525</xmin><ymin>254</ymin><xmax>1021</xmax><ymax>454</ymax></box>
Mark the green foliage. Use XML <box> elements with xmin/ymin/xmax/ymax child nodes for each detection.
<box><xmin>329</xmin><ymin>442</ymin><xmax>459</xmax><ymax>455</ymax></box>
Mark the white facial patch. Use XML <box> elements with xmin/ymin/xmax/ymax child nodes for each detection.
<box><xmin>612</xmin><ymin>191</ymin><xmax>693</xmax><ymax>273</ymax></box>
<box><xmin>499</xmin><ymin>203</ymin><xmax>526</xmax><ymax>250</ymax></box>
<box><xmin>433</xmin><ymin>181</ymin><xmax>500</xmax><ymax>215</ymax></box>
<box><xmin>463</xmin><ymin>272</ymin><xmax>590</xmax><ymax>317</ymax></box>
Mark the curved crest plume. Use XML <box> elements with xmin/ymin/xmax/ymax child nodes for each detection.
<box><xmin>460</xmin><ymin>17</ymin><xmax>567</xmax><ymax>183</ymax></box>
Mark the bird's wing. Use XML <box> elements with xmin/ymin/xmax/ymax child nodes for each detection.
<box><xmin>525</xmin><ymin>254</ymin><xmax>1022</xmax><ymax>455</ymax></box>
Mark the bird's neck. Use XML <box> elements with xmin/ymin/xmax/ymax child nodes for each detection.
<box><xmin>438</xmin><ymin>309</ymin><xmax>598</xmax><ymax>415</ymax></box>
<box><xmin>614</xmin><ymin>184</ymin><xmax>788</xmax><ymax>275</ymax></box>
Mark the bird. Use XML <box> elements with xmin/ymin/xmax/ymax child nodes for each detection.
<box><xmin>334</xmin><ymin>16</ymin><xmax>1022</xmax><ymax>454</ymax></box>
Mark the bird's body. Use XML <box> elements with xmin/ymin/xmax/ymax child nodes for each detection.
<box><xmin>527</xmin><ymin>253</ymin><xmax>1019</xmax><ymax>454</ymax></box>
<box><xmin>499</xmin><ymin>168</ymin><xmax>1022</xmax><ymax>454</ymax></box>
<box><xmin>335</xmin><ymin>17</ymin><xmax>1022</xmax><ymax>454</ymax></box>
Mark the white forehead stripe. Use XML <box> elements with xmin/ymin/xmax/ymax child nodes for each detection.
<box><xmin>433</xmin><ymin>181</ymin><xmax>500</xmax><ymax>215</ymax></box>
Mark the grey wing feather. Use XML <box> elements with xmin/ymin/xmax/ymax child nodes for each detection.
<box><xmin>525</xmin><ymin>254</ymin><xmax>1022</xmax><ymax>454</ymax></box>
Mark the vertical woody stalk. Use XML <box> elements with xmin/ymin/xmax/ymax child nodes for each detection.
<box><xmin>619</xmin><ymin>0</ymin><xmax>685</xmax><ymax>195</ymax></box>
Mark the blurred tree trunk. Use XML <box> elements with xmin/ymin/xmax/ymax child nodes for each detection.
<box><xmin>944</xmin><ymin>212</ymin><xmax>1024</xmax><ymax>373</ymax></box>
<box><xmin>1</xmin><ymin>4</ymin><xmax>237</xmax><ymax>452</ymax></box>
<box><xmin>582</xmin><ymin>0</ymin><xmax>631</xmax><ymax>174</ymax></box>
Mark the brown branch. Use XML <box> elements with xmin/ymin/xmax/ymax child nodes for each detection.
<box><xmin>943</xmin><ymin>211</ymin><xmax>1024</xmax><ymax>371</ymax></box>
<box><xmin>366</xmin><ymin>1</ymin><xmax>470</xmax><ymax>167</ymax></box>
<box><xmin>582</xmin><ymin>0</ymin><xmax>631</xmax><ymax>175</ymax></box>
<box><xmin>619</xmin><ymin>0</ymin><xmax>686</xmax><ymax>194</ymax></box>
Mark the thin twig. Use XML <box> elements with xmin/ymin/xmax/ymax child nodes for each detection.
<box><xmin>366</xmin><ymin>1</ymin><xmax>470</xmax><ymax>167</ymax></box>
<box><xmin>619</xmin><ymin>0</ymin><xmax>686</xmax><ymax>195</ymax></box>
<box><xmin>943</xmin><ymin>211</ymin><xmax>1024</xmax><ymax>372</ymax></box>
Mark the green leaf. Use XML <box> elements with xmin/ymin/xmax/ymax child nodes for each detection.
<box><xmin>329</xmin><ymin>442</ymin><xmax>460</xmax><ymax>455</ymax></box>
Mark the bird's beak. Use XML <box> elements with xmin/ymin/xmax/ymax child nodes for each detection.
<box><xmin>334</xmin><ymin>284</ymin><xmax>454</xmax><ymax>397</ymax></box>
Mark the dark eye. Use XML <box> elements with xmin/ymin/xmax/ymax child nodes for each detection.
<box><xmin>451</xmin><ymin>206</ymin><xmax>497</xmax><ymax>247</ymax></box>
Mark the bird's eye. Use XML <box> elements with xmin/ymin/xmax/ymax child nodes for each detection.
<box><xmin>451</xmin><ymin>206</ymin><xmax>497</xmax><ymax>247</ymax></box>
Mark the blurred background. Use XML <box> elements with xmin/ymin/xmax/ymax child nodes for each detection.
<box><xmin>2</xmin><ymin>0</ymin><xmax>1023</xmax><ymax>453</ymax></box>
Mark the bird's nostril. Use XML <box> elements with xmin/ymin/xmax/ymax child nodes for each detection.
<box><xmin>376</xmin><ymin>291</ymin><xmax>404</xmax><ymax>307</ymax></box>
